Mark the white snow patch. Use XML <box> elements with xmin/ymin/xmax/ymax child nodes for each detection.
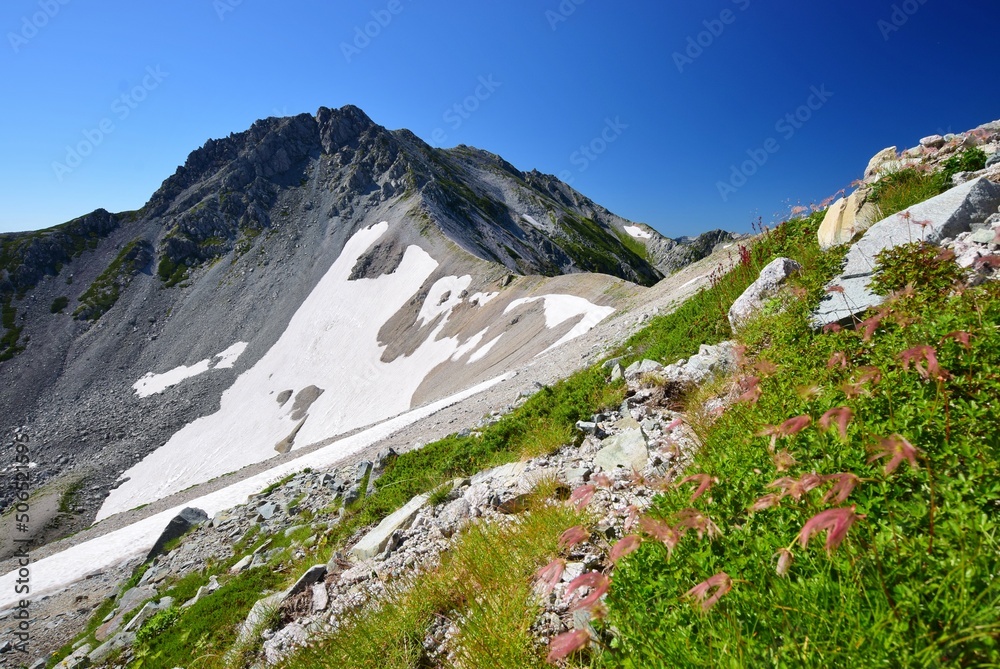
<box><xmin>132</xmin><ymin>342</ymin><xmax>249</xmax><ymax>398</ymax></box>
<box><xmin>98</xmin><ymin>223</ymin><xmax>494</xmax><ymax>520</ymax></box>
<box><xmin>417</xmin><ymin>275</ymin><xmax>472</xmax><ymax>327</ymax></box>
<box><xmin>624</xmin><ymin>225</ymin><xmax>652</xmax><ymax>239</ymax></box>
<box><xmin>468</xmin><ymin>335</ymin><xmax>502</xmax><ymax>363</ymax></box>
<box><xmin>680</xmin><ymin>274</ymin><xmax>708</xmax><ymax>289</ymax></box>
<box><xmin>0</xmin><ymin>374</ymin><xmax>511</xmax><ymax>609</ymax></box>
<box><xmin>450</xmin><ymin>329</ymin><xmax>488</xmax><ymax>362</ymax></box>
<box><xmin>469</xmin><ymin>292</ymin><xmax>499</xmax><ymax>306</ymax></box>
<box><xmin>504</xmin><ymin>295</ymin><xmax>615</xmax><ymax>355</ymax></box>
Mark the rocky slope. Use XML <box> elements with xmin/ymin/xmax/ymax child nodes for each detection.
<box><xmin>0</xmin><ymin>105</ymin><xmax>737</xmax><ymax>549</ymax></box>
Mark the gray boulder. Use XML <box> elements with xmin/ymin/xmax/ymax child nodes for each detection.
<box><xmin>350</xmin><ymin>493</ymin><xmax>429</xmax><ymax>560</ymax></box>
<box><xmin>728</xmin><ymin>257</ymin><xmax>802</xmax><ymax>330</ymax></box>
<box><xmin>813</xmin><ymin>177</ymin><xmax>1000</xmax><ymax>327</ymax></box>
<box><xmin>145</xmin><ymin>507</ymin><xmax>208</xmax><ymax>561</ymax></box>
<box><xmin>593</xmin><ymin>429</ymin><xmax>648</xmax><ymax>472</ymax></box>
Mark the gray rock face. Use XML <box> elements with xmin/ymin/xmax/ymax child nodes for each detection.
<box><xmin>728</xmin><ymin>257</ymin><xmax>802</xmax><ymax>330</ymax></box>
<box><xmin>350</xmin><ymin>493</ymin><xmax>430</xmax><ymax>561</ymax></box>
<box><xmin>593</xmin><ymin>429</ymin><xmax>648</xmax><ymax>472</ymax></box>
<box><xmin>624</xmin><ymin>359</ymin><xmax>663</xmax><ymax>380</ymax></box>
<box><xmin>988</xmin><ymin>152</ymin><xmax>1000</xmax><ymax>168</ymax></box>
<box><xmin>657</xmin><ymin>341</ymin><xmax>737</xmax><ymax>385</ymax></box>
<box><xmin>813</xmin><ymin>177</ymin><xmax>1000</xmax><ymax>327</ymax></box>
<box><xmin>145</xmin><ymin>507</ymin><xmax>208</xmax><ymax>560</ymax></box>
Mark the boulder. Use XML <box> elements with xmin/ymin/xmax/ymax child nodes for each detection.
<box><xmin>920</xmin><ymin>135</ymin><xmax>945</xmax><ymax>149</ymax></box>
<box><xmin>350</xmin><ymin>493</ymin><xmax>429</xmax><ymax>560</ymax></box>
<box><xmin>593</xmin><ymin>429</ymin><xmax>648</xmax><ymax>472</ymax></box>
<box><xmin>864</xmin><ymin>146</ymin><xmax>898</xmax><ymax>179</ymax></box>
<box><xmin>812</xmin><ymin>177</ymin><xmax>1000</xmax><ymax>327</ymax></box>
<box><xmin>818</xmin><ymin>190</ymin><xmax>878</xmax><ymax>250</ymax></box>
<box><xmin>728</xmin><ymin>257</ymin><xmax>802</xmax><ymax>330</ymax></box>
<box><xmin>288</xmin><ymin>565</ymin><xmax>327</xmax><ymax>597</ymax></box>
<box><xmin>145</xmin><ymin>507</ymin><xmax>208</xmax><ymax>560</ymax></box>
<box><xmin>624</xmin><ymin>359</ymin><xmax>663</xmax><ymax>380</ymax></box>
<box><xmin>988</xmin><ymin>152</ymin><xmax>1000</xmax><ymax>168</ymax></box>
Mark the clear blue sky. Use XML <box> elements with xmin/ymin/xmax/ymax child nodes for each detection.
<box><xmin>2</xmin><ymin>1</ymin><xmax>998</xmax><ymax>237</ymax></box>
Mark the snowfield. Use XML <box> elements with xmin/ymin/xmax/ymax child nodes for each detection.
<box><xmin>624</xmin><ymin>224</ymin><xmax>652</xmax><ymax>239</ymax></box>
<box><xmin>133</xmin><ymin>342</ymin><xmax>249</xmax><ymax>398</ymax></box>
<box><xmin>98</xmin><ymin>222</ymin><xmax>617</xmax><ymax>521</ymax></box>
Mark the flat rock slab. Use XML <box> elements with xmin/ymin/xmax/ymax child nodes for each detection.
<box><xmin>813</xmin><ymin>177</ymin><xmax>1000</xmax><ymax>327</ymax></box>
<box><xmin>350</xmin><ymin>493</ymin><xmax>429</xmax><ymax>561</ymax></box>
<box><xmin>593</xmin><ymin>428</ymin><xmax>648</xmax><ymax>472</ymax></box>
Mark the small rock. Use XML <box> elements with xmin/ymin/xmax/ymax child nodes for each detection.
<box><xmin>919</xmin><ymin>134</ymin><xmax>945</xmax><ymax>149</ymax></box>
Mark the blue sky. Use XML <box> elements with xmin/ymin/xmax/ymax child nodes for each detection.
<box><xmin>1</xmin><ymin>1</ymin><xmax>998</xmax><ymax>237</ymax></box>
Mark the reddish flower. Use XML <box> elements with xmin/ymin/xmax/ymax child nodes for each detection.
<box><xmin>860</xmin><ymin>313</ymin><xmax>884</xmax><ymax>342</ymax></box>
<box><xmin>677</xmin><ymin>473</ymin><xmax>716</xmax><ymax>503</ymax></box>
<box><xmin>798</xmin><ymin>505</ymin><xmax>864</xmax><ymax>553</ymax></box>
<box><xmin>664</xmin><ymin>417</ymin><xmax>683</xmax><ymax>431</ymax></box>
<box><xmin>736</xmin><ymin>376</ymin><xmax>762</xmax><ymax>405</ymax></box>
<box><xmin>558</xmin><ymin>525</ymin><xmax>590</xmax><ymax>550</ymax></box>
<box><xmin>775</xmin><ymin>548</ymin><xmax>794</xmax><ymax>577</ymax></box>
<box><xmin>567</xmin><ymin>572</ymin><xmax>610</xmax><ymax>611</ymax></box>
<box><xmin>569</xmin><ymin>484</ymin><xmax>596</xmax><ymax>510</ymax></box>
<box><xmin>942</xmin><ymin>331</ymin><xmax>972</xmax><ymax>350</ymax></box>
<box><xmin>825</xmin><ymin>285</ymin><xmax>845</xmax><ymax>294</ymax></box>
<box><xmin>536</xmin><ymin>559</ymin><xmax>565</xmax><ymax>595</ymax></box>
<box><xmin>639</xmin><ymin>516</ymin><xmax>682</xmax><ymax>557</ymax></box>
<box><xmin>819</xmin><ymin>407</ymin><xmax>853</xmax><ymax>440</ymax></box>
<box><xmin>855</xmin><ymin>366</ymin><xmax>882</xmax><ymax>386</ymax></box>
<box><xmin>796</xmin><ymin>384</ymin><xmax>822</xmax><ymax>401</ymax></box>
<box><xmin>609</xmin><ymin>535</ymin><xmax>642</xmax><ymax>564</ymax></box>
<box><xmin>591</xmin><ymin>473</ymin><xmax>613</xmax><ymax>489</ymax></box>
<box><xmin>772</xmin><ymin>450</ymin><xmax>797</xmax><ymax>472</ymax></box>
<box><xmin>750</xmin><ymin>493</ymin><xmax>781</xmax><ymax>512</ymax></box>
<box><xmin>674</xmin><ymin>508</ymin><xmax>722</xmax><ymax>540</ymax></box>
<box><xmin>827</xmin><ymin>351</ymin><xmax>849</xmax><ymax>370</ymax></box>
<box><xmin>684</xmin><ymin>572</ymin><xmax>733</xmax><ymax>612</ymax></box>
<box><xmin>755</xmin><ymin>360</ymin><xmax>779</xmax><ymax>377</ymax></box>
<box><xmin>869</xmin><ymin>434</ymin><xmax>921</xmax><ymax>474</ymax></box>
<box><xmin>840</xmin><ymin>381</ymin><xmax>863</xmax><ymax>399</ymax></box>
<box><xmin>547</xmin><ymin>629</ymin><xmax>590</xmax><ymax>664</ymax></box>
<box><xmin>624</xmin><ymin>504</ymin><xmax>640</xmax><ymax>532</ymax></box>
<box><xmin>779</xmin><ymin>415</ymin><xmax>812</xmax><ymax>437</ymax></box>
<box><xmin>823</xmin><ymin>322</ymin><xmax>843</xmax><ymax>334</ymax></box>
<box><xmin>768</xmin><ymin>473</ymin><xmax>824</xmax><ymax>501</ymax></box>
<box><xmin>821</xmin><ymin>472</ymin><xmax>861</xmax><ymax>504</ymax></box>
<box><xmin>899</xmin><ymin>345</ymin><xmax>950</xmax><ymax>381</ymax></box>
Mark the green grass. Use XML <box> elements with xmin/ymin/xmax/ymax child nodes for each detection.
<box><xmin>870</xmin><ymin>147</ymin><xmax>988</xmax><ymax>220</ymax></box>
<box><xmin>0</xmin><ymin>296</ymin><xmax>24</xmax><ymax>361</ymax></box>
<box><xmin>50</xmin><ymin>295</ymin><xmax>69</xmax><ymax>313</ymax></box>
<box><xmin>285</xmin><ymin>493</ymin><xmax>586</xmax><ymax>669</ymax></box>
<box><xmin>73</xmin><ymin>239</ymin><xmax>149</xmax><ymax>321</ymax></box>
<box><xmin>600</xmin><ymin>222</ymin><xmax>1000</xmax><ymax>667</ymax></box>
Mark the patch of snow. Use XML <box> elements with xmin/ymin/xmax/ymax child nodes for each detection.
<box><xmin>468</xmin><ymin>335</ymin><xmax>502</xmax><ymax>363</ymax></box>
<box><xmin>680</xmin><ymin>274</ymin><xmax>708</xmax><ymax>289</ymax></box>
<box><xmin>469</xmin><ymin>292</ymin><xmax>499</xmax><ymax>306</ymax></box>
<box><xmin>133</xmin><ymin>342</ymin><xmax>249</xmax><ymax>397</ymax></box>
<box><xmin>504</xmin><ymin>295</ymin><xmax>615</xmax><ymax>355</ymax></box>
<box><xmin>450</xmin><ymin>328</ymin><xmax>488</xmax><ymax>362</ymax></box>
<box><xmin>624</xmin><ymin>225</ymin><xmax>652</xmax><ymax>239</ymax></box>
<box><xmin>98</xmin><ymin>223</ymin><xmax>495</xmax><ymax>519</ymax></box>
<box><xmin>417</xmin><ymin>275</ymin><xmax>472</xmax><ymax>327</ymax></box>
<box><xmin>0</xmin><ymin>374</ymin><xmax>511</xmax><ymax>609</ymax></box>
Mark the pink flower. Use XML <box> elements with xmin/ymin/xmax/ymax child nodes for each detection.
<box><xmin>755</xmin><ymin>360</ymin><xmax>779</xmax><ymax>377</ymax></box>
<box><xmin>827</xmin><ymin>351</ymin><xmax>848</xmax><ymax>370</ymax></box>
<box><xmin>558</xmin><ymin>525</ymin><xmax>590</xmax><ymax>550</ymax></box>
<box><xmin>736</xmin><ymin>376</ymin><xmax>762</xmax><ymax>405</ymax></box>
<box><xmin>797</xmin><ymin>505</ymin><xmax>864</xmax><ymax>553</ymax></box>
<box><xmin>639</xmin><ymin>516</ymin><xmax>681</xmax><ymax>557</ymax></box>
<box><xmin>860</xmin><ymin>313</ymin><xmax>884</xmax><ymax>342</ymax></box>
<box><xmin>779</xmin><ymin>415</ymin><xmax>812</xmax><ymax>437</ymax></box>
<box><xmin>591</xmin><ymin>473</ymin><xmax>613</xmax><ymax>489</ymax></box>
<box><xmin>826</xmin><ymin>285</ymin><xmax>845</xmax><ymax>294</ymax></box>
<box><xmin>772</xmin><ymin>450</ymin><xmax>797</xmax><ymax>472</ymax></box>
<box><xmin>775</xmin><ymin>548</ymin><xmax>794</xmax><ymax>577</ymax></box>
<box><xmin>768</xmin><ymin>473</ymin><xmax>823</xmax><ymax>501</ymax></box>
<box><xmin>674</xmin><ymin>509</ymin><xmax>722</xmax><ymax>540</ymax></box>
<box><xmin>684</xmin><ymin>572</ymin><xmax>732</xmax><ymax>612</ymax></box>
<box><xmin>567</xmin><ymin>572</ymin><xmax>610</xmax><ymax>611</ymax></box>
<box><xmin>899</xmin><ymin>345</ymin><xmax>950</xmax><ymax>381</ymax></box>
<box><xmin>569</xmin><ymin>484</ymin><xmax>596</xmax><ymax>510</ymax></box>
<box><xmin>941</xmin><ymin>331</ymin><xmax>972</xmax><ymax>350</ymax></box>
<box><xmin>869</xmin><ymin>434</ymin><xmax>920</xmax><ymax>474</ymax></box>
<box><xmin>750</xmin><ymin>493</ymin><xmax>781</xmax><ymax>512</ymax></box>
<box><xmin>819</xmin><ymin>407</ymin><xmax>853</xmax><ymax>440</ymax></box>
<box><xmin>823</xmin><ymin>322</ymin><xmax>843</xmax><ymax>334</ymax></box>
<box><xmin>821</xmin><ymin>472</ymin><xmax>861</xmax><ymax>504</ymax></box>
<box><xmin>536</xmin><ymin>559</ymin><xmax>565</xmax><ymax>595</ymax></box>
<box><xmin>546</xmin><ymin>629</ymin><xmax>590</xmax><ymax>664</ymax></box>
<box><xmin>609</xmin><ymin>535</ymin><xmax>642</xmax><ymax>564</ymax></box>
<box><xmin>677</xmin><ymin>473</ymin><xmax>716</xmax><ymax>503</ymax></box>
<box><xmin>855</xmin><ymin>366</ymin><xmax>882</xmax><ymax>386</ymax></box>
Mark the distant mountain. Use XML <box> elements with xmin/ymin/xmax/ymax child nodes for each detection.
<box><xmin>0</xmin><ymin>105</ymin><xmax>737</xmax><ymax>540</ymax></box>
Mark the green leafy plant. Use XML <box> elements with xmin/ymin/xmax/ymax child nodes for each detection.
<box><xmin>870</xmin><ymin>242</ymin><xmax>966</xmax><ymax>296</ymax></box>
<box><xmin>50</xmin><ymin>296</ymin><xmax>69</xmax><ymax>313</ymax></box>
